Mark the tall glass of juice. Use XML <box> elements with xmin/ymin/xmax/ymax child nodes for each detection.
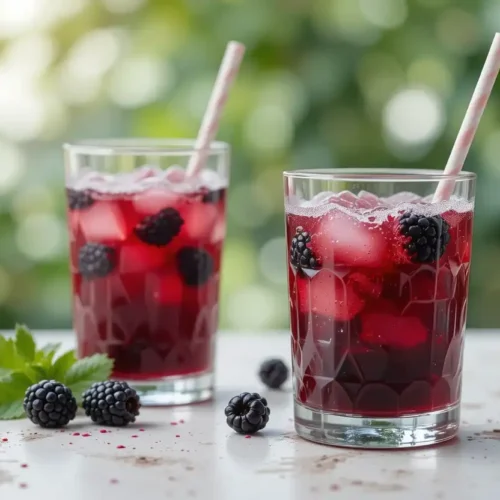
<box><xmin>65</xmin><ymin>139</ymin><xmax>229</xmax><ymax>405</ymax></box>
<box><xmin>284</xmin><ymin>168</ymin><xmax>475</xmax><ymax>448</ymax></box>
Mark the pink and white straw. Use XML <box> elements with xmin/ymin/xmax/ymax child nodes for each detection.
<box><xmin>434</xmin><ymin>33</ymin><xmax>500</xmax><ymax>202</ymax></box>
<box><xmin>186</xmin><ymin>41</ymin><xmax>246</xmax><ymax>178</ymax></box>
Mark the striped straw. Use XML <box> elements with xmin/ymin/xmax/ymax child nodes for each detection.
<box><xmin>434</xmin><ymin>33</ymin><xmax>500</xmax><ymax>202</ymax></box>
<box><xmin>186</xmin><ymin>41</ymin><xmax>246</xmax><ymax>178</ymax></box>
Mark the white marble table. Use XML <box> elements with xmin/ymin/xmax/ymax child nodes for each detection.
<box><xmin>1</xmin><ymin>330</ymin><xmax>500</xmax><ymax>499</ymax></box>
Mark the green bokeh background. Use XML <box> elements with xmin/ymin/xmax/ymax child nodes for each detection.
<box><xmin>0</xmin><ymin>0</ymin><xmax>499</xmax><ymax>330</ymax></box>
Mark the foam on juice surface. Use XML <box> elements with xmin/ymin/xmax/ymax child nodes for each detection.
<box><xmin>67</xmin><ymin>165</ymin><xmax>227</xmax><ymax>194</ymax></box>
<box><xmin>286</xmin><ymin>190</ymin><xmax>474</xmax><ymax>222</ymax></box>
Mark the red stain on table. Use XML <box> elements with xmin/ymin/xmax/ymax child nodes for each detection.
<box><xmin>82</xmin><ymin>433</ymin><xmax>91</xmax><ymax>437</ymax></box>
<box><xmin>100</xmin><ymin>430</ymin><xmax>108</xmax><ymax>434</ymax></box>
<box><xmin>117</xmin><ymin>445</ymin><xmax>126</xmax><ymax>449</ymax></box>
<box><xmin>20</xmin><ymin>464</ymin><xmax>28</xmax><ymax>469</ymax></box>
<box><xmin>170</xmin><ymin>422</ymin><xmax>178</xmax><ymax>426</ymax></box>
<box><xmin>72</xmin><ymin>433</ymin><xmax>80</xmax><ymax>436</ymax></box>
<box><xmin>1</xmin><ymin>438</ymin><xmax>8</xmax><ymax>442</ymax></box>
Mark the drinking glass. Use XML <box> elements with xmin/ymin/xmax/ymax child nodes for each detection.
<box><xmin>64</xmin><ymin>139</ymin><xmax>229</xmax><ymax>405</ymax></box>
<box><xmin>284</xmin><ymin>168</ymin><xmax>475</xmax><ymax>448</ymax></box>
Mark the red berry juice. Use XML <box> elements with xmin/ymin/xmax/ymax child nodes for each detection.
<box><xmin>67</xmin><ymin>168</ymin><xmax>226</xmax><ymax>380</ymax></box>
<box><xmin>286</xmin><ymin>192</ymin><xmax>473</xmax><ymax>417</ymax></box>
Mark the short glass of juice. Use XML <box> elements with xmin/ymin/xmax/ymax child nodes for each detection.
<box><xmin>64</xmin><ymin>139</ymin><xmax>229</xmax><ymax>405</ymax></box>
<box><xmin>284</xmin><ymin>168</ymin><xmax>476</xmax><ymax>448</ymax></box>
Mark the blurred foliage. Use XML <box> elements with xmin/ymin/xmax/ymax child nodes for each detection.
<box><xmin>0</xmin><ymin>0</ymin><xmax>498</xmax><ymax>329</ymax></box>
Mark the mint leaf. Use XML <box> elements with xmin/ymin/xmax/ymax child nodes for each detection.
<box><xmin>50</xmin><ymin>350</ymin><xmax>77</xmax><ymax>381</ymax></box>
<box><xmin>15</xmin><ymin>324</ymin><xmax>35</xmax><ymax>362</ymax></box>
<box><xmin>64</xmin><ymin>354</ymin><xmax>113</xmax><ymax>390</ymax></box>
<box><xmin>35</xmin><ymin>343</ymin><xmax>62</xmax><ymax>366</ymax></box>
<box><xmin>0</xmin><ymin>371</ymin><xmax>32</xmax><ymax>420</ymax></box>
<box><xmin>0</xmin><ymin>372</ymin><xmax>32</xmax><ymax>401</ymax></box>
<box><xmin>0</xmin><ymin>336</ymin><xmax>26</xmax><ymax>372</ymax></box>
<box><xmin>67</xmin><ymin>381</ymin><xmax>91</xmax><ymax>403</ymax></box>
<box><xmin>0</xmin><ymin>400</ymin><xmax>25</xmax><ymax>420</ymax></box>
<box><xmin>7</xmin><ymin>372</ymin><xmax>33</xmax><ymax>393</ymax></box>
<box><xmin>30</xmin><ymin>364</ymin><xmax>49</xmax><ymax>380</ymax></box>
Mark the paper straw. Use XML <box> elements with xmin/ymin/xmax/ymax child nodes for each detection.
<box><xmin>185</xmin><ymin>41</ymin><xmax>246</xmax><ymax>178</ymax></box>
<box><xmin>434</xmin><ymin>33</ymin><xmax>500</xmax><ymax>202</ymax></box>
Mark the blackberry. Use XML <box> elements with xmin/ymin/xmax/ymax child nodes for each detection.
<box><xmin>67</xmin><ymin>188</ymin><xmax>95</xmax><ymax>210</ymax></box>
<box><xmin>399</xmin><ymin>213</ymin><xmax>450</xmax><ymax>263</ymax></box>
<box><xmin>82</xmin><ymin>381</ymin><xmax>140</xmax><ymax>427</ymax></box>
<box><xmin>290</xmin><ymin>226</ymin><xmax>319</xmax><ymax>269</ymax></box>
<box><xmin>224</xmin><ymin>392</ymin><xmax>270</xmax><ymax>435</ymax></box>
<box><xmin>135</xmin><ymin>208</ymin><xmax>184</xmax><ymax>247</ymax></box>
<box><xmin>177</xmin><ymin>247</ymin><xmax>214</xmax><ymax>286</ymax></box>
<box><xmin>258</xmin><ymin>358</ymin><xmax>289</xmax><ymax>390</ymax></box>
<box><xmin>79</xmin><ymin>243</ymin><xmax>115</xmax><ymax>279</ymax></box>
<box><xmin>23</xmin><ymin>380</ymin><xmax>77</xmax><ymax>428</ymax></box>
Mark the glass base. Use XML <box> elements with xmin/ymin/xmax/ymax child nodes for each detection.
<box><xmin>294</xmin><ymin>400</ymin><xmax>459</xmax><ymax>449</ymax></box>
<box><xmin>126</xmin><ymin>371</ymin><xmax>214</xmax><ymax>406</ymax></box>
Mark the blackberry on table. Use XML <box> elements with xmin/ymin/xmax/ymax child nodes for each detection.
<box><xmin>177</xmin><ymin>247</ymin><xmax>214</xmax><ymax>286</ymax></box>
<box><xmin>224</xmin><ymin>392</ymin><xmax>270</xmax><ymax>435</ymax></box>
<box><xmin>135</xmin><ymin>207</ymin><xmax>184</xmax><ymax>247</ymax></box>
<box><xmin>79</xmin><ymin>243</ymin><xmax>115</xmax><ymax>279</ymax></box>
<box><xmin>290</xmin><ymin>226</ymin><xmax>319</xmax><ymax>270</ymax></box>
<box><xmin>67</xmin><ymin>188</ymin><xmax>95</xmax><ymax>211</ymax></box>
<box><xmin>23</xmin><ymin>380</ymin><xmax>77</xmax><ymax>428</ymax></box>
<box><xmin>399</xmin><ymin>213</ymin><xmax>450</xmax><ymax>263</ymax></box>
<box><xmin>258</xmin><ymin>359</ymin><xmax>289</xmax><ymax>390</ymax></box>
<box><xmin>82</xmin><ymin>381</ymin><xmax>140</xmax><ymax>427</ymax></box>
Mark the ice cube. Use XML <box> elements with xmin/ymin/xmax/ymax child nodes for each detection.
<box><xmin>348</xmin><ymin>272</ymin><xmax>382</xmax><ymax>298</ymax></box>
<box><xmin>298</xmin><ymin>269</ymin><xmax>365</xmax><ymax>321</ymax></box>
<box><xmin>199</xmin><ymin>169</ymin><xmax>225</xmax><ymax>191</ymax></box>
<box><xmin>311</xmin><ymin>209</ymin><xmax>388</xmax><ymax>268</ymax></box>
<box><xmin>179</xmin><ymin>202</ymin><xmax>218</xmax><ymax>242</ymax></box>
<box><xmin>133</xmin><ymin>188</ymin><xmax>180</xmax><ymax>215</ymax></box>
<box><xmin>132</xmin><ymin>165</ymin><xmax>163</xmax><ymax>182</ymax></box>
<box><xmin>383</xmin><ymin>192</ymin><xmax>423</xmax><ymax>206</ymax></box>
<box><xmin>360</xmin><ymin>312</ymin><xmax>427</xmax><ymax>348</ymax></box>
<box><xmin>119</xmin><ymin>243</ymin><xmax>167</xmax><ymax>274</ymax></box>
<box><xmin>304</xmin><ymin>191</ymin><xmax>336</xmax><ymax>207</ymax></box>
<box><xmin>210</xmin><ymin>215</ymin><xmax>226</xmax><ymax>244</ymax></box>
<box><xmin>148</xmin><ymin>271</ymin><xmax>184</xmax><ymax>305</ymax></box>
<box><xmin>335</xmin><ymin>191</ymin><xmax>359</xmax><ymax>208</ymax></box>
<box><xmin>358</xmin><ymin>190</ymin><xmax>386</xmax><ymax>209</ymax></box>
<box><xmin>163</xmin><ymin>166</ymin><xmax>186</xmax><ymax>184</ymax></box>
<box><xmin>79</xmin><ymin>201</ymin><xmax>128</xmax><ymax>242</ymax></box>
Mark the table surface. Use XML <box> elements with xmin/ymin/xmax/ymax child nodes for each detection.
<box><xmin>1</xmin><ymin>330</ymin><xmax>500</xmax><ymax>500</ymax></box>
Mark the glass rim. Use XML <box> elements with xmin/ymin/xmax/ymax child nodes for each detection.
<box><xmin>63</xmin><ymin>138</ymin><xmax>230</xmax><ymax>156</ymax></box>
<box><xmin>283</xmin><ymin>168</ymin><xmax>476</xmax><ymax>182</ymax></box>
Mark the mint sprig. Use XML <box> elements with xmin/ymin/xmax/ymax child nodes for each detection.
<box><xmin>0</xmin><ymin>324</ymin><xmax>114</xmax><ymax>420</ymax></box>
